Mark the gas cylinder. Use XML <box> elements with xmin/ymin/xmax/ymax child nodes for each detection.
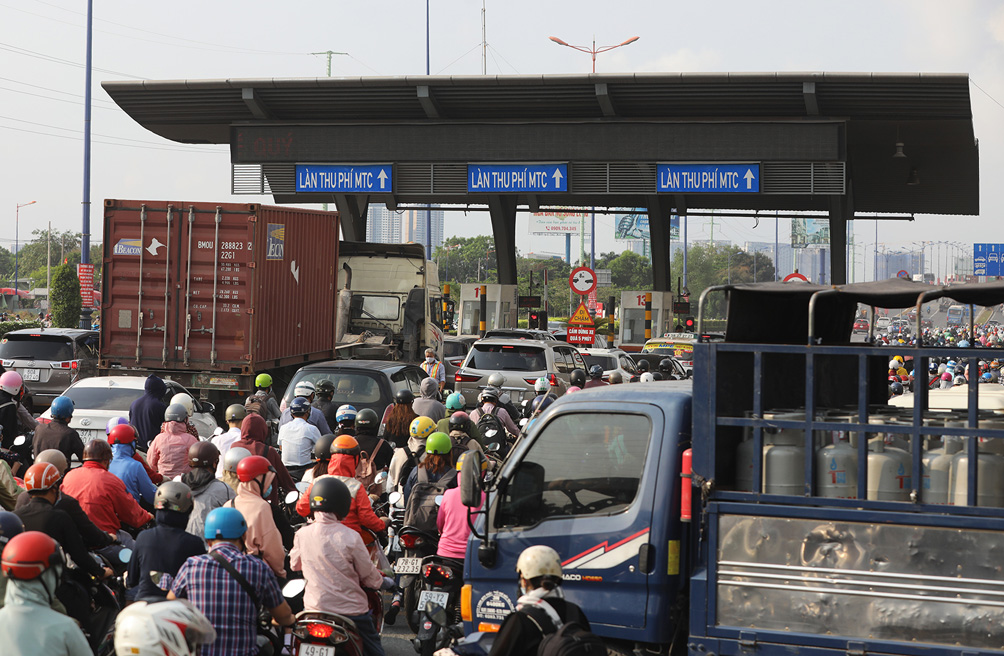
<box><xmin>867</xmin><ymin>439</ymin><xmax>911</xmax><ymax>501</ymax></box>
<box><xmin>815</xmin><ymin>438</ymin><xmax>858</xmax><ymax>498</ymax></box>
<box><xmin>948</xmin><ymin>439</ymin><xmax>1004</xmax><ymax>507</ymax></box>
<box><xmin>736</xmin><ymin>411</ymin><xmax>805</xmax><ymax>494</ymax></box>
<box><xmin>921</xmin><ymin>436</ymin><xmax>961</xmax><ymax>504</ymax></box>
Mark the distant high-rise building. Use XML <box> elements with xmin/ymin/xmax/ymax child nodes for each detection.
<box><xmin>401</xmin><ymin>208</ymin><xmax>444</xmax><ymax>250</ymax></box>
<box><xmin>364</xmin><ymin>204</ymin><xmax>402</xmax><ymax>244</ymax></box>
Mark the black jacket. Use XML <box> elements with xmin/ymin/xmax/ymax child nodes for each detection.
<box><xmin>129</xmin><ymin>375</ymin><xmax>168</xmax><ymax>450</ymax></box>
<box><xmin>32</xmin><ymin>420</ymin><xmax>85</xmax><ymax>462</ymax></box>
<box><xmin>128</xmin><ymin>509</ymin><xmax>205</xmax><ymax>600</ymax></box>
<box><xmin>16</xmin><ymin>495</ymin><xmax>105</xmax><ymax>579</ymax></box>
<box><xmin>16</xmin><ymin>491</ymin><xmax>114</xmax><ymax>550</ymax></box>
<box><xmin>489</xmin><ymin>597</ymin><xmax>590</xmax><ymax>656</ymax></box>
<box><xmin>0</xmin><ymin>390</ymin><xmax>18</xmax><ymax>449</ymax></box>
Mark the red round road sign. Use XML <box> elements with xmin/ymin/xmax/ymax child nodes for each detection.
<box><xmin>569</xmin><ymin>266</ymin><xmax>597</xmax><ymax>295</ymax></box>
<box><xmin>783</xmin><ymin>272</ymin><xmax>809</xmax><ymax>283</ymax></box>
<box><xmin>897</xmin><ymin>270</ymin><xmax>910</xmax><ymax>279</ymax></box>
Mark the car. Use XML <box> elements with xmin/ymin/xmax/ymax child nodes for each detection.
<box><xmin>39</xmin><ymin>375</ymin><xmax>218</xmax><ymax>445</ymax></box>
<box><xmin>443</xmin><ymin>335</ymin><xmax>478</xmax><ymax>387</ymax></box>
<box><xmin>0</xmin><ymin>328</ymin><xmax>99</xmax><ymax>409</ymax></box>
<box><xmin>454</xmin><ymin>338</ymin><xmax>587</xmax><ymax>407</ymax></box>
<box><xmin>874</xmin><ymin>316</ymin><xmax>892</xmax><ymax>332</ymax></box>
<box><xmin>482</xmin><ymin>328</ymin><xmax>556</xmax><ymax>341</ymax></box>
<box><xmin>853</xmin><ymin>319</ymin><xmax>870</xmax><ymax>333</ymax></box>
<box><xmin>280</xmin><ymin>360</ymin><xmax>431</xmax><ymax>419</ymax></box>
<box><xmin>577</xmin><ymin>347</ymin><xmax>639</xmax><ymax>382</ymax></box>
<box><xmin>641</xmin><ymin>332</ymin><xmax>724</xmax><ymax>374</ymax></box>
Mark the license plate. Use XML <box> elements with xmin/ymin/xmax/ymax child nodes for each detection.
<box><xmin>77</xmin><ymin>429</ymin><xmax>100</xmax><ymax>443</ymax></box>
<box><xmin>418</xmin><ymin>589</ymin><xmax>449</xmax><ymax>610</ymax></box>
<box><xmin>395</xmin><ymin>557</ymin><xmax>421</xmax><ymax>574</ymax></box>
<box><xmin>22</xmin><ymin>369</ymin><xmax>39</xmax><ymax>382</ymax></box>
<box><xmin>298</xmin><ymin>644</ymin><xmax>335</xmax><ymax>656</ymax></box>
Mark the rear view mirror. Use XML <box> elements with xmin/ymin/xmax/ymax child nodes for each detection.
<box><xmin>282</xmin><ymin>579</ymin><xmax>306</xmax><ymax>598</ymax></box>
<box><xmin>212</xmin><ymin>427</ymin><xmax>224</xmax><ymax>436</ymax></box>
<box><xmin>374</xmin><ymin>471</ymin><xmax>388</xmax><ymax>486</ymax></box>
<box><xmin>460</xmin><ymin>450</ymin><xmax>486</xmax><ymax>507</ymax></box>
<box><xmin>285</xmin><ymin>490</ymin><xmax>299</xmax><ymax>505</ymax></box>
<box><xmin>388</xmin><ymin>491</ymin><xmax>403</xmax><ymax>507</ymax></box>
<box><xmin>118</xmin><ymin>548</ymin><xmax>132</xmax><ymax>564</ymax></box>
<box><xmin>202</xmin><ymin>402</ymin><xmax>216</xmax><ymax>415</ymax></box>
<box><xmin>12</xmin><ymin>435</ymin><xmax>25</xmax><ymax>447</ymax></box>
<box><xmin>485</xmin><ymin>443</ymin><xmax>500</xmax><ymax>454</ymax></box>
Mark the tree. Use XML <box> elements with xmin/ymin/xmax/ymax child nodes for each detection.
<box><xmin>609</xmin><ymin>251</ymin><xmax>653</xmax><ymax>288</ymax></box>
<box><xmin>50</xmin><ymin>264</ymin><xmax>81</xmax><ymax>328</ymax></box>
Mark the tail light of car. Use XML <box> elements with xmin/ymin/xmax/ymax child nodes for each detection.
<box><xmin>54</xmin><ymin>361</ymin><xmax>79</xmax><ymax>370</ymax></box>
<box><xmin>448</xmin><ymin>359</ymin><xmax>465</xmax><ymax>367</ymax></box>
<box><xmin>454</xmin><ymin>372</ymin><xmax>480</xmax><ymax>383</ymax></box>
<box><xmin>37</xmin><ymin>417</ymin><xmax>52</xmax><ymax>425</ymax></box>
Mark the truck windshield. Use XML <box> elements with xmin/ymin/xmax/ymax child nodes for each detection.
<box><xmin>496</xmin><ymin>412</ymin><xmax>652</xmax><ymax>527</ymax></box>
<box><xmin>352</xmin><ymin>295</ymin><xmax>400</xmax><ymax>321</ymax></box>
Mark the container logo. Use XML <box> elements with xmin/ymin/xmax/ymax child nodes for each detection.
<box><xmin>113</xmin><ymin>238</ymin><xmax>142</xmax><ymax>256</ymax></box>
<box><xmin>266</xmin><ymin>223</ymin><xmax>284</xmax><ymax>261</ymax></box>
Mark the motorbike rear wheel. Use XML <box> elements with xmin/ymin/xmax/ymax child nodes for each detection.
<box><xmin>404</xmin><ymin>578</ymin><xmax>422</xmax><ymax>633</ymax></box>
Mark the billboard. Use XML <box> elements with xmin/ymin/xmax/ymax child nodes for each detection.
<box><xmin>974</xmin><ymin>243</ymin><xmax>1003</xmax><ymax>276</ymax></box>
<box><xmin>791</xmin><ymin>218</ymin><xmax>830</xmax><ymax>248</ymax></box>
<box><xmin>614</xmin><ymin>211</ymin><xmax>679</xmax><ymax>241</ymax></box>
<box><xmin>528</xmin><ymin>209</ymin><xmax>586</xmax><ymax>235</ymax></box>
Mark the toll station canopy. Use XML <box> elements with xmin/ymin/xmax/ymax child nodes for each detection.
<box><xmin>104</xmin><ymin>72</ymin><xmax>979</xmax><ymax>289</ymax></box>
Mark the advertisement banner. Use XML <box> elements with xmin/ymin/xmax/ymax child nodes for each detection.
<box><xmin>77</xmin><ymin>264</ymin><xmax>95</xmax><ymax>308</ymax></box>
<box><xmin>528</xmin><ymin>209</ymin><xmax>586</xmax><ymax>235</ymax></box>
<box><xmin>614</xmin><ymin>212</ymin><xmax>679</xmax><ymax>241</ymax></box>
<box><xmin>791</xmin><ymin>218</ymin><xmax>831</xmax><ymax>248</ymax></box>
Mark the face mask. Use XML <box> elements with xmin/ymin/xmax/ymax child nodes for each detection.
<box><xmin>265</xmin><ymin>484</ymin><xmax>273</xmax><ymax>498</ymax></box>
<box><xmin>426</xmin><ymin>356</ymin><xmax>436</xmax><ymax>364</ymax></box>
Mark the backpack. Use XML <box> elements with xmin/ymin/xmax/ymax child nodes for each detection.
<box><xmin>398</xmin><ymin>445</ymin><xmax>425</xmax><ymax>491</ymax></box>
<box><xmin>524</xmin><ymin>600</ymin><xmax>605</xmax><ymax>656</ymax></box>
<box><xmin>244</xmin><ymin>394</ymin><xmax>264</xmax><ymax>416</ymax></box>
<box><xmin>356</xmin><ymin>438</ymin><xmax>386</xmax><ymax>493</ymax></box>
<box><xmin>448</xmin><ymin>431</ymin><xmax>475</xmax><ymax>466</ymax></box>
<box><xmin>402</xmin><ymin>466</ymin><xmax>457</xmax><ymax>534</ymax></box>
<box><xmin>476</xmin><ymin>406</ymin><xmax>506</xmax><ymax>444</ymax></box>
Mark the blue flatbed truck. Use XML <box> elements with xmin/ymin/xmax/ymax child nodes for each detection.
<box><xmin>459</xmin><ymin>278</ymin><xmax>1004</xmax><ymax>655</ymax></box>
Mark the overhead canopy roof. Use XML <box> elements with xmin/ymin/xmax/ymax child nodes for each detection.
<box><xmin>103</xmin><ymin>72</ymin><xmax>980</xmax><ymax>215</ymax></box>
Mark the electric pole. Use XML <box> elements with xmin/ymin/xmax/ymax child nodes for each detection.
<box><xmin>311</xmin><ymin>50</ymin><xmax>348</xmax><ymax>212</ymax></box>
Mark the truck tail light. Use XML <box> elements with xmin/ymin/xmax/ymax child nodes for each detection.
<box><xmin>681</xmin><ymin>448</ymin><xmax>693</xmax><ymax>522</ymax></box>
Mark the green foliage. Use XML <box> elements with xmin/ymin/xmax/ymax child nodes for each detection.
<box><xmin>50</xmin><ymin>264</ymin><xmax>81</xmax><ymax>328</ymax></box>
<box><xmin>670</xmin><ymin>243</ymin><xmax>775</xmax><ymax>318</ymax></box>
<box><xmin>3</xmin><ymin>229</ymin><xmax>101</xmax><ymax>289</ymax></box>
<box><xmin>0</xmin><ymin>320</ymin><xmax>42</xmax><ymax>340</ymax></box>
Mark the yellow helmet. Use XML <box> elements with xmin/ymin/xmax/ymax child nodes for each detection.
<box><xmin>456</xmin><ymin>450</ymin><xmax>487</xmax><ymax>472</ymax></box>
<box><xmin>410</xmin><ymin>416</ymin><xmax>437</xmax><ymax>441</ymax></box>
<box><xmin>893</xmin><ymin>355</ymin><xmax>904</xmax><ymax>364</ymax></box>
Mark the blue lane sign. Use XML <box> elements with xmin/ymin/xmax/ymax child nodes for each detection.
<box><xmin>468</xmin><ymin>164</ymin><xmax>567</xmax><ymax>193</ymax></box>
<box><xmin>295</xmin><ymin>164</ymin><xmax>393</xmax><ymax>193</ymax></box>
<box><xmin>657</xmin><ymin>163</ymin><xmax>760</xmax><ymax>193</ymax></box>
<box><xmin>975</xmin><ymin>243</ymin><xmax>1003</xmax><ymax>277</ymax></box>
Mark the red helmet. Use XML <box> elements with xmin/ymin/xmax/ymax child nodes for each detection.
<box><xmin>108</xmin><ymin>424</ymin><xmax>137</xmax><ymax>445</ymax></box>
<box><xmin>22</xmin><ymin>463</ymin><xmax>61</xmax><ymax>492</ymax></box>
<box><xmin>235</xmin><ymin>455</ymin><xmax>273</xmax><ymax>483</ymax></box>
<box><xmin>1</xmin><ymin>531</ymin><xmax>64</xmax><ymax>580</ymax></box>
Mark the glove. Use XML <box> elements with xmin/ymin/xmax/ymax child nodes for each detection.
<box><xmin>381</xmin><ymin>576</ymin><xmax>396</xmax><ymax>590</ymax></box>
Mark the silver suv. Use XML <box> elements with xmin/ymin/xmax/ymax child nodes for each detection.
<box><xmin>0</xmin><ymin>328</ymin><xmax>99</xmax><ymax>408</ymax></box>
<box><xmin>454</xmin><ymin>338</ymin><xmax>587</xmax><ymax>407</ymax></box>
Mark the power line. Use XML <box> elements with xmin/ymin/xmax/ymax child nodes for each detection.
<box><xmin>970</xmin><ymin>77</ymin><xmax>1004</xmax><ymax>113</ymax></box>
<box><xmin>0</xmin><ymin>122</ymin><xmax>227</xmax><ymax>154</ymax></box>
<box><xmin>0</xmin><ymin>114</ymin><xmax>222</xmax><ymax>151</ymax></box>
<box><xmin>0</xmin><ymin>84</ymin><xmax>120</xmax><ymax>110</ymax></box>
<box><xmin>0</xmin><ymin>41</ymin><xmax>144</xmax><ymax>79</ymax></box>
<box><xmin>0</xmin><ymin>75</ymin><xmax>118</xmax><ymax>105</ymax></box>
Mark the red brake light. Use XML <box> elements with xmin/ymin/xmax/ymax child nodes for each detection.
<box><xmin>401</xmin><ymin>533</ymin><xmax>418</xmax><ymax>549</ymax></box>
<box><xmin>70</xmin><ymin>361</ymin><xmax>78</xmax><ymax>370</ymax></box>
<box><xmin>454</xmin><ymin>372</ymin><xmax>480</xmax><ymax>383</ymax></box>
<box><xmin>422</xmin><ymin>564</ymin><xmax>454</xmax><ymax>587</ymax></box>
<box><xmin>524</xmin><ymin>378</ymin><xmax>538</xmax><ymax>385</ymax></box>
<box><xmin>38</xmin><ymin>417</ymin><xmax>52</xmax><ymax>424</ymax></box>
<box><xmin>548</xmin><ymin>373</ymin><xmax>558</xmax><ymax>386</ymax></box>
<box><xmin>306</xmin><ymin>622</ymin><xmax>334</xmax><ymax>639</ymax></box>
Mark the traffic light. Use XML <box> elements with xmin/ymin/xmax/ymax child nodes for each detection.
<box><xmin>684</xmin><ymin>315</ymin><xmax>695</xmax><ymax>331</ymax></box>
<box><xmin>528</xmin><ymin>311</ymin><xmax>539</xmax><ymax>329</ymax></box>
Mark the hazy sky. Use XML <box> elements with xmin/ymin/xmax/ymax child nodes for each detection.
<box><xmin>3</xmin><ymin>0</ymin><xmax>1004</xmax><ymax>280</ymax></box>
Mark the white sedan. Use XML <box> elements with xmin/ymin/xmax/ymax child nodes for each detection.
<box><xmin>39</xmin><ymin>375</ymin><xmax>218</xmax><ymax>445</ymax></box>
<box><xmin>577</xmin><ymin>348</ymin><xmax>639</xmax><ymax>382</ymax></box>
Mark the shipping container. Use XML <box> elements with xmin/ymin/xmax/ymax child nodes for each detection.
<box><xmin>99</xmin><ymin>199</ymin><xmax>339</xmax><ymax>399</ymax></box>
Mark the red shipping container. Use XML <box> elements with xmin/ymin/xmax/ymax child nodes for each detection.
<box><xmin>99</xmin><ymin>199</ymin><xmax>339</xmax><ymax>393</ymax></box>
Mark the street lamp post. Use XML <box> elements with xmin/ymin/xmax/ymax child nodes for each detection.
<box><xmin>549</xmin><ymin>35</ymin><xmax>640</xmax><ymax>73</ymax></box>
<box><xmin>15</xmin><ymin>201</ymin><xmax>37</xmax><ymax>294</ymax></box>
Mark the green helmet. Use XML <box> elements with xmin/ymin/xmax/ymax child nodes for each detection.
<box><xmin>426</xmin><ymin>432</ymin><xmax>452</xmax><ymax>455</ymax></box>
<box><xmin>445</xmin><ymin>392</ymin><xmax>466</xmax><ymax>411</ymax></box>
<box><xmin>255</xmin><ymin>373</ymin><xmax>273</xmax><ymax>389</ymax></box>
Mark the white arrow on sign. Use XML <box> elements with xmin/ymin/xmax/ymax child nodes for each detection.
<box><xmin>552</xmin><ymin>168</ymin><xmax>564</xmax><ymax>188</ymax></box>
<box><xmin>744</xmin><ymin>169</ymin><xmax>756</xmax><ymax>190</ymax></box>
<box><xmin>377</xmin><ymin>169</ymin><xmax>388</xmax><ymax>189</ymax></box>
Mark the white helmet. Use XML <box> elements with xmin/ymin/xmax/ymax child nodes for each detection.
<box><xmin>170</xmin><ymin>393</ymin><xmax>195</xmax><ymax>417</ymax></box>
<box><xmin>640</xmin><ymin>372</ymin><xmax>655</xmax><ymax>383</ymax></box>
<box><xmin>114</xmin><ymin>599</ymin><xmax>216</xmax><ymax>656</ymax></box>
<box><xmin>487</xmin><ymin>373</ymin><xmax>507</xmax><ymax>388</ymax></box>
<box><xmin>516</xmin><ymin>545</ymin><xmax>563</xmax><ymax>581</ymax></box>
<box><xmin>534</xmin><ymin>377</ymin><xmax>550</xmax><ymax>393</ymax></box>
<box><xmin>223</xmin><ymin>446</ymin><xmax>252</xmax><ymax>474</ymax></box>
<box><xmin>294</xmin><ymin>380</ymin><xmax>316</xmax><ymax>397</ymax></box>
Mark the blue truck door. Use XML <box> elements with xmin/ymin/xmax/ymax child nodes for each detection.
<box><xmin>466</xmin><ymin>400</ymin><xmax>668</xmax><ymax>639</ymax></box>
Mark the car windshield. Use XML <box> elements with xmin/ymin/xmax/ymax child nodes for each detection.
<box><xmin>285</xmin><ymin>372</ymin><xmax>382</xmax><ymax>405</ymax></box>
<box><xmin>467</xmin><ymin>344</ymin><xmax>546</xmax><ymax>371</ymax></box>
<box><xmin>62</xmin><ymin>385</ymin><xmax>144</xmax><ymax>411</ymax></box>
<box><xmin>0</xmin><ymin>335</ymin><xmax>74</xmax><ymax>361</ymax></box>
<box><xmin>581</xmin><ymin>354</ymin><xmax>615</xmax><ymax>370</ymax></box>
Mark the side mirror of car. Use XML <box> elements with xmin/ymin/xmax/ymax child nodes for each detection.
<box><xmin>202</xmin><ymin>402</ymin><xmax>216</xmax><ymax>415</ymax></box>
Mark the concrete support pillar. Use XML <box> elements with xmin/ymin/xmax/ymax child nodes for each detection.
<box><xmin>646</xmin><ymin>195</ymin><xmax>673</xmax><ymax>291</ymax></box>
<box><xmin>488</xmin><ymin>195</ymin><xmax>518</xmax><ymax>285</ymax></box>
<box><xmin>828</xmin><ymin>193</ymin><xmax>853</xmax><ymax>285</ymax></box>
<box><xmin>333</xmin><ymin>194</ymin><xmax>369</xmax><ymax>242</ymax></box>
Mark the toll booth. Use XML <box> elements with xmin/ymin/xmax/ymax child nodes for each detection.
<box><xmin>458</xmin><ymin>284</ymin><xmax>517</xmax><ymax>336</ymax></box>
<box><xmin>617</xmin><ymin>291</ymin><xmax>675</xmax><ymax>351</ymax></box>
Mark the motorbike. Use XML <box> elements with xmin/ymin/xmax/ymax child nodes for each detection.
<box><xmin>61</xmin><ymin>547</ymin><xmax>132</xmax><ymax>656</ymax></box>
<box><xmin>0</xmin><ymin>434</ymin><xmax>32</xmax><ymax>475</ymax></box>
<box><xmin>431</xmin><ymin>625</ymin><xmax>496</xmax><ymax>656</ymax></box>
<box><xmin>396</xmin><ymin>524</ymin><xmax>440</xmax><ymax>633</ymax></box>
<box><xmin>412</xmin><ymin>556</ymin><xmax>465</xmax><ymax>656</ymax></box>
<box><xmin>283</xmin><ymin>578</ymin><xmax>384</xmax><ymax>656</ymax></box>
<box><xmin>384</xmin><ymin>491</ymin><xmax>406</xmax><ymax>567</ymax></box>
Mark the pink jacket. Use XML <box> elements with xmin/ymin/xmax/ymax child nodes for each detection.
<box><xmin>225</xmin><ymin>469</ymin><xmax>285</xmax><ymax>577</ymax></box>
<box><xmin>436</xmin><ymin>485</ymin><xmax>482</xmax><ymax>559</ymax></box>
<box><xmin>290</xmin><ymin>512</ymin><xmax>384</xmax><ymax>616</ymax></box>
<box><xmin>148</xmin><ymin>421</ymin><xmax>199</xmax><ymax>479</ymax></box>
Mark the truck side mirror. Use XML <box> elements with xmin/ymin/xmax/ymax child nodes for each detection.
<box><xmin>460</xmin><ymin>450</ymin><xmax>486</xmax><ymax>507</ymax></box>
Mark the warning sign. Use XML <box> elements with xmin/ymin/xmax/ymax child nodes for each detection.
<box><xmin>567</xmin><ymin>326</ymin><xmax>596</xmax><ymax>344</ymax></box>
<box><xmin>568</xmin><ymin>302</ymin><xmax>594</xmax><ymax>326</ymax></box>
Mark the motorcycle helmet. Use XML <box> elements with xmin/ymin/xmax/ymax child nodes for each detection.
<box><xmin>308</xmin><ymin>476</ymin><xmax>352</xmax><ymax>519</ymax></box>
<box><xmin>315</xmin><ymin>380</ymin><xmax>335</xmax><ymax>398</ymax></box>
<box><xmin>106</xmin><ymin>416</ymin><xmax>130</xmax><ymax>434</ymax></box>
<box><xmin>170</xmin><ymin>394</ymin><xmax>195</xmax><ymax>417</ymax></box>
<box><xmin>569</xmin><ymin>370</ymin><xmax>587</xmax><ymax>387</ymax></box>
<box><xmin>354</xmin><ymin>408</ymin><xmax>379</xmax><ymax>435</ymax></box>
<box><xmin>0</xmin><ymin>371</ymin><xmax>23</xmax><ymax>395</ymax></box>
<box><xmin>425</xmin><ymin>432</ymin><xmax>452</xmax><ymax>455</ymax></box>
<box><xmin>225</xmin><ymin>404</ymin><xmax>247</xmax><ymax>423</ymax></box>
<box><xmin>410</xmin><ymin>416</ymin><xmax>437</xmax><ymax>441</ymax></box>
<box><xmin>588</xmin><ymin>364</ymin><xmax>604</xmax><ymax>379</ymax></box>
<box><xmin>659</xmin><ymin>359</ymin><xmax>674</xmax><ymax>374</ymax></box>
<box><xmin>651</xmin><ymin>372</ymin><xmax>665</xmax><ymax>381</ymax></box>
<box><xmin>0</xmin><ymin>510</ymin><xmax>23</xmax><ymax>547</ymax></box>
<box><xmin>981</xmin><ymin>372</ymin><xmax>993</xmax><ymax>383</ymax></box>
<box><xmin>636</xmin><ymin>359</ymin><xmax>650</xmax><ymax>373</ymax></box>
<box><xmin>236</xmin><ymin>455</ymin><xmax>274</xmax><ymax>483</ymax></box>
<box><xmin>293</xmin><ymin>381</ymin><xmax>316</xmax><ymax>397</ymax></box>
<box><xmin>954</xmin><ymin>375</ymin><xmax>967</xmax><ymax>386</ymax></box>
<box><xmin>941</xmin><ymin>372</ymin><xmax>953</xmax><ymax>382</ymax></box>
<box><xmin>395</xmin><ymin>389</ymin><xmax>415</xmax><ymax>405</ymax></box>
<box><xmin>531</xmin><ymin>395</ymin><xmax>553</xmax><ymax>414</ymax></box>
<box><xmin>330</xmin><ymin>434</ymin><xmax>361</xmax><ymax>458</ymax></box>
<box><xmin>487</xmin><ymin>373</ymin><xmax>506</xmax><ymax>388</ymax></box>
<box><xmin>1</xmin><ymin>531</ymin><xmax>64</xmax><ymax>580</ymax></box>
<box><xmin>445</xmin><ymin>393</ymin><xmax>466</xmax><ymax>411</ymax></box>
<box><xmin>188</xmin><ymin>441</ymin><xmax>220</xmax><ymax>469</ymax></box>
<box><xmin>889</xmin><ymin>381</ymin><xmax>904</xmax><ymax>396</ymax></box>
<box><xmin>448</xmin><ymin>411</ymin><xmax>470</xmax><ymax>432</ymax></box>
<box><xmin>83</xmin><ymin>439</ymin><xmax>113</xmax><ymax>463</ymax></box>
<box><xmin>608</xmin><ymin>371</ymin><xmax>623</xmax><ymax>384</ymax></box>
<box><xmin>222</xmin><ymin>446</ymin><xmax>252</xmax><ymax>474</ymax></box>
<box><xmin>289</xmin><ymin>396</ymin><xmax>311</xmax><ymax>417</ymax></box>
<box><xmin>533</xmin><ymin>377</ymin><xmax>550</xmax><ymax>393</ymax></box>
<box><xmin>114</xmin><ymin>599</ymin><xmax>216</xmax><ymax>656</ymax></box>
<box><xmin>313</xmin><ymin>434</ymin><xmax>336</xmax><ymax>460</ymax></box>
<box><xmin>23</xmin><ymin>462</ymin><xmax>61</xmax><ymax>492</ymax></box>
<box><xmin>154</xmin><ymin>481</ymin><xmax>194</xmax><ymax>514</ymax></box>
<box><xmin>566</xmin><ymin>386</ymin><xmax>582</xmax><ymax>394</ymax></box>
<box><xmin>516</xmin><ymin>545</ymin><xmax>563</xmax><ymax>582</ymax></box>
<box><xmin>49</xmin><ymin>396</ymin><xmax>74</xmax><ymax>420</ymax></box>
<box><xmin>640</xmin><ymin>372</ymin><xmax>655</xmax><ymax>383</ymax></box>
<box><xmin>254</xmin><ymin>373</ymin><xmax>273</xmax><ymax>389</ymax></box>
<box><xmin>108</xmin><ymin>424</ymin><xmax>138</xmax><ymax>446</ymax></box>
<box><xmin>478</xmin><ymin>386</ymin><xmax>501</xmax><ymax>404</ymax></box>
<box><xmin>335</xmin><ymin>404</ymin><xmax>358</xmax><ymax>424</ymax></box>
<box><xmin>34</xmin><ymin>450</ymin><xmax>67</xmax><ymax>476</ymax></box>
<box><xmin>164</xmin><ymin>403</ymin><xmax>189</xmax><ymax>423</ymax></box>
<box><xmin>203</xmin><ymin>507</ymin><xmax>247</xmax><ymax>540</ymax></box>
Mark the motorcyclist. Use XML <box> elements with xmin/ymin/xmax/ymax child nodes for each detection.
<box><xmin>448</xmin><ymin>411</ymin><xmax>484</xmax><ymax>453</ymax></box>
<box><xmin>304</xmin><ymin>433</ymin><xmax>336</xmax><ymax>485</ymax></box>
<box><xmin>569</xmin><ymin>368</ymin><xmax>587</xmax><ymax>388</ymax></box>
<box><xmin>402</xmin><ymin>432</ymin><xmax>456</xmax><ymax>505</ymax></box>
<box><xmin>247</xmin><ymin>372</ymin><xmax>282</xmax><ymax>424</ymax></box>
<box><xmin>229</xmin><ymin>413</ymin><xmax>296</xmax><ymax>506</ymax></box>
<box><xmin>313</xmin><ymin>379</ymin><xmax>339</xmax><ymax>429</ymax></box>
<box><xmin>470</xmin><ymin>386</ymin><xmax>520</xmax><ymax>443</ymax></box>
<box><xmin>16</xmin><ymin>462</ymin><xmax>111</xmax><ymax>582</ymax></box>
<box><xmin>148</xmin><ymin>403</ymin><xmax>200</xmax><ymax>479</ymax></box>
<box><xmin>108</xmin><ymin>424</ymin><xmax>158</xmax><ymax>507</ymax></box>
<box><xmin>630</xmin><ymin>359</ymin><xmax>650</xmax><ymax>382</ymax></box>
<box><xmin>413</xmin><ymin>376</ymin><xmax>446</xmax><ymax>423</ymax></box>
<box><xmin>128</xmin><ymin>481</ymin><xmax>205</xmax><ymax>601</ymax></box>
<box><xmin>290</xmin><ymin>476</ymin><xmax>394</xmax><ymax>656</ymax></box>
<box><xmin>128</xmin><ymin>375</ymin><xmax>168</xmax><ymax>450</ymax></box>
<box><xmin>487</xmin><ymin>372</ymin><xmax>521</xmax><ymax>422</ymax></box>
<box><xmin>437</xmin><ymin>452</ymin><xmax>485</xmax><ymax>561</ymax></box>
<box><xmin>583</xmin><ymin>364</ymin><xmax>608</xmax><ymax>389</ymax></box>
<box><xmin>354</xmin><ymin>408</ymin><xmax>394</xmax><ymax>475</ymax></box>
<box><xmin>0</xmin><ymin>510</ymin><xmax>23</xmax><ymax>609</ymax></box>
<box><xmin>107</xmin><ymin>417</ymin><xmax>163</xmax><ymax>485</ymax></box>
<box><xmin>32</xmin><ymin>396</ymin><xmax>84</xmax><ymax>463</ymax></box>
<box><xmin>211</xmin><ymin>404</ymin><xmax>246</xmax><ymax>477</ymax></box>
<box><xmin>488</xmin><ymin>545</ymin><xmax>591</xmax><ymax>656</ymax></box>
<box><xmin>0</xmin><ymin>371</ymin><xmax>24</xmax><ymax>450</ymax></box>
<box><xmin>334</xmin><ymin>404</ymin><xmax>358</xmax><ymax>436</ymax></box>
<box><xmin>658</xmin><ymin>358</ymin><xmax>679</xmax><ymax>380</ymax></box>
<box><xmin>113</xmin><ymin>599</ymin><xmax>216</xmax><ymax>656</ymax></box>
<box><xmin>61</xmin><ymin>439</ymin><xmax>154</xmax><ymax>548</ymax></box>
<box><xmin>279</xmin><ymin>381</ymin><xmax>331</xmax><ymax>435</ymax></box>
<box><xmin>182</xmin><ymin>442</ymin><xmax>235</xmax><ymax>541</ymax></box>
<box><xmin>0</xmin><ymin>531</ymin><xmax>93</xmax><ymax>656</ymax></box>
<box><xmin>0</xmin><ymin>450</ymin><xmax>23</xmax><ymax>511</ymax></box>
<box><xmin>219</xmin><ymin>445</ymin><xmax>251</xmax><ymax>493</ymax></box>
<box><xmin>380</xmin><ymin>388</ymin><xmax>419</xmax><ymax>446</ymax></box>
<box><xmin>437</xmin><ymin>392</ymin><xmax>473</xmax><ymax>435</ymax></box>
<box><xmin>169</xmin><ymin>393</ymin><xmax>201</xmax><ymax>440</ymax></box>
<box><xmin>277</xmin><ymin>397</ymin><xmax>321</xmax><ymax>481</ymax></box>
<box><xmin>386</xmin><ymin>416</ymin><xmax>435</xmax><ymax>495</ymax></box>
<box><xmin>225</xmin><ymin>455</ymin><xmax>286</xmax><ymax>578</ymax></box>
